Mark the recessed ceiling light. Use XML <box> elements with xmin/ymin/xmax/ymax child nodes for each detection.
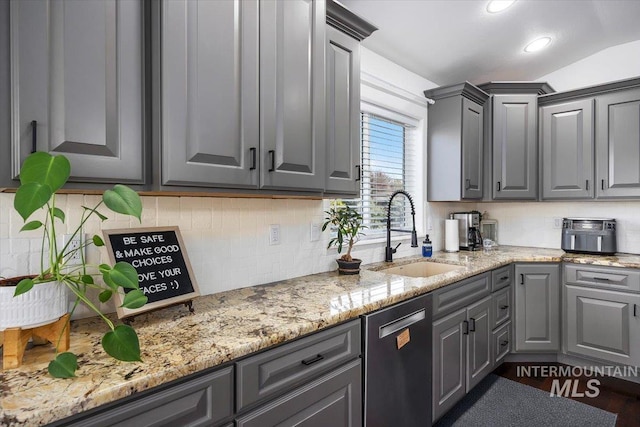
<box><xmin>486</xmin><ymin>0</ymin><xmax>516</xmax><ymax>13</ymax></box>
<box><xmin>524</xmin><ymin>37</ymin><xmax>552</xmax><ymax>53</ymax></box>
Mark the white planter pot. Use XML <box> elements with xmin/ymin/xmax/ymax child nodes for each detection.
<box><xmin>0</xmin><ymin>281</ymin><xmax>69</xmax><ymax>330</ymax></box>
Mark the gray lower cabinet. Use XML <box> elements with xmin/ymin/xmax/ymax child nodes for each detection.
<box><xmin>425</xmin><ymin>82</ymin><xmax>488</xmax><ymax>201</ymax></box>
<box><xmin>432</xmin><ymin>295</ymin><xmax>492</xmax><ymax>422</ymax></box>
<box><xmin>10</xmin><ymin>0</ymin><xmax>146</xmax><ymax>184</ymax></box>
<box><xmin>58</xmin><ymin>366</ymin><xmax>234</xmax><ymax>427</ymax></box>
<box><xmin>492</xmin><ymin>321</ymin><xmax>511</xmax><ymax>366</ymax></box>
<box><xmin>156</xmin><ymin>0</ymin><xmax>259</xmax><ymax>189</ymax></box>
<box><xmin>596</xmin><ymin>86</ymin><xmax>640</xmax><ymax>198</ymax></box>
<box><xmin>324</xmin><ymin>25</ymin><xmax>360</xmax><ymax>195</ymax></box>
<box><xmin>490</xmin><ymin>286</ymin><xmax>511</xmax><ymax>330</ymax></box>
<box><xmin>235</xmin><ymin>359</ymin><xmax>361</xmax><ymax>427</ymax></box>
<box><xmin>260</xmin><ymin>0</ymin><xmax>325</xmax><ymax>191</ymax></box>
<box><xmin>540</xmin><ymin>98</ymin><xmax>595</xmax><ymax>199</ymax></box>
<box><xmin>491</xmin><ymin>94</ymin><xmax>538</xmax><ymax>199</ymax></box>
<box><xmin>565</xmin><ymin>285</ymin><xmax>640</xmax><ymax>367</ymax></box>
<box><xmin>514</xmin><ymin>263</ymin><xmax>561</xmax><ymax>352</ymax></box>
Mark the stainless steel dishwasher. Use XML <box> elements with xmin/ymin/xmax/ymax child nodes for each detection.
<box><xmin>363</xmin><ymin>293</ymin><xmax>432</xmax><ymax>427</ymax></box>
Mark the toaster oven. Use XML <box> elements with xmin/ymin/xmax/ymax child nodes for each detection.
<box><xmin>561</xmin><ymin>218</ymin><xmax>616</xmax><ymax>255</ymax></box>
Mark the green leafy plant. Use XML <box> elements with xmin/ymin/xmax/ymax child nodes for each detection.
<box><xmin>12</xmin><ymin>151</ymin><xmax>147</xmax><ymax>378</ymax></box>
<box><xmin>322</xmin><ymin>202</ymin><xmax>366</xmax><ymax>262</ymax></box>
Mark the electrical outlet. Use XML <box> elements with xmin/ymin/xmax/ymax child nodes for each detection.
<box><xmin>269</xmin><ymin>224</ymin><xmax>280</xmax><ymax>245</ymax></box>
<box><xmin>427</xmin><ymin>216</ymin><xmax>433</xmax><ymax>231</ymax></box>
<box><xmin>310</xmin><ymin>223</ymin><xmax>321</xmax><ymax>242</ymax></box>
<box><xmin>61</xmin><ymin>233</ymin><xmax>85</xmax><ymax>265</ymax></box>
<box><xmin>553</xmin><ymin>218</ymin><xmax>563</xmax><ymax>229</ymax></box>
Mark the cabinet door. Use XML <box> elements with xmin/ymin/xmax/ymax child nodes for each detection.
<box><xmin>514</xmin><ymin>264</ymin><xmax>560</xmax><ymax>352</ymax></box>
<box><xmin>490</xmin><ymin>286</ymin><xmax>511</xmax><ymax>330</ymax></box>
<box><xmin>325</xmin><ymin>26</ymin><xmax>360</xmax><ymax>195</ymax></box>
<box><xmin>461</xmin><ymin>97</ymin><xmax>484</xmax><ymax>199</ymax></box>
<box><xmin>260</xmin><ymin>0</ymin><xmax>325</xmax><ymax>191</ymax></box>
<box><xmin>236</xmin><ymin>359</ymin><xmax>361</xmax><ymax>427</ymax></box>
<box><xmin>492</xmin><ymin>95</ymin><xmax>537</xmax><ymax>199</ymax></box>
<box><xmin>566</xmin><ymin>286</ymin><xmax>640</xmax><ymax>367</ymax></box>
<box><xmin>11</xmin><ymin>0</ymin><xmax>145</xmax><ymax>183</ymax></box>
<box><xmin>541</xmin><ymin>99</ymin><xmax>594</xmax><ymax>199</ymax></box>
<box><xmin>466</xmin><ymin>296</ymin><xmax>492</xmax><ymax>392</ymax></box>
<box><xmin>66</xmin><ymin>366</ymin><xmax>234</xmax><ymax>427</ymax></box>
<box><xmin>596</xmin><ymin>87</ymin><xmax>640</xmax><ymax>198</ymax></box>
<box><xmin>432</xmin><ymin>309</ymin><xmax>467</xmax><ymax>422</ymax></box>
<box><xmin>159</xmin><ymin>0</ymin><xmax>259</xmax><ymax>188</ymax></box>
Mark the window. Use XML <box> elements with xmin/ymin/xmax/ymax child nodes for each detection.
<box><xmin>346</xmin><ymin>109</ymin><xmax>418</xmax><ymax>238</ymax></box>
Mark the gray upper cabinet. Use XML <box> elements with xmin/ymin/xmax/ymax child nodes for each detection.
<box><xmin>596</xmin><ymin>86</ymin><xmax>640</xmax><ymax>198</ymax></box>
<box><xmin>10</xmin><ymin>0</ymin><xmax>146</xmax><ymax>184</ymax></box>
<box><xmin>490</xmin><ymin>95</ymin><xmax>538</xmax><ymax>199</ymax></box>
<box><xmin>260</xmin><ymin>0</ymin><xmax>325</xmax><ymax>191</ymax></box>
<box><xmin>477</xmin><ymin>82</ymin><xmax>554</xmax><ymax>201</ymax></box>
<box><xmin>325</xmin><ymin>26</ymin><xmax>360</xmax><ymax>195</ymax></box>
<box><xmin>425</xmin><ymin>82</ymin><xmax>488</xmax><ymax>201</ymax></box>
<box><xmin>157</xmin><ymin>0</ymin><xmax>259</xmax><ymax>189</ymax></box>
<box><xmin>540</xmin><ymin>99</ymin><xmax>594</xmax><ymax>199</ymax></box>
<box><xmin>323</xmin><ymin>2</ymin><xmax>376</xmax><ymax>196</ymax></box>
<box><xmin>514</xmin><ymin>263</ymin><xmax>560</xmax><ymax>352</ymax></box>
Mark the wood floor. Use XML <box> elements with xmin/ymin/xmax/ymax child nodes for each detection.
<box><xmin>493</xmin><ymin>362</ymin><xmax>640</xmax><ymax>427</ymax></box>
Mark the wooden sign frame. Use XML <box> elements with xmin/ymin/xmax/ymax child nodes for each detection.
<box><xmin>102</xmin><ymin>226</ymin><xmax>200</xmax><ymax>319</ymax></box>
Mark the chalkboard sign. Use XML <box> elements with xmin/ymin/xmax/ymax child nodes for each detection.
<box><xmin>103</xmin><ymin>226</ymin><xmax>200</xmax><ymax>318</ymax></box>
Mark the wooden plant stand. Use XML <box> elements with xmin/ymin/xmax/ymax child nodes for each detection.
<box><xmin>0</xmin><ymin>314</ymin><xmax>70</xmax><ymax>370</ymax></box>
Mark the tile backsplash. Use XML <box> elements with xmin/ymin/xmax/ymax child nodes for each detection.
<box><xmin>477</xmin><ymin>201</ymin><xmax>640</xmax><ymax>254</ymax></box>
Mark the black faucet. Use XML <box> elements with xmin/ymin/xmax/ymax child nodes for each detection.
<box><xmin>385</xmin><ymin>190</ymin><xmax>418</xmax><ymax>262</ymax></box>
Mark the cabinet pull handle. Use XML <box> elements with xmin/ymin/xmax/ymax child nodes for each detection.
<box><xmin>634</xmin><ymin>304</ymin><xmax>637</xmax><ymax>317</ymax></box>
<box><xmin>301</xmin><ymin>354</ymin><xmax>324</xmax><ymax>366</ymax></box>
<box><xmin>500</xmin><ymin>340</ymin><xmax>509</xmax><ymax>347</ymax></box>
<box><xmin>462</xmin><ymin>320</ymin><xmax>469</xmax><ymax>335</ymax></box>
<box><xmin>590</xmin><ymin>276</ymin><xmax>611</xmax><ymax>282</ymax></box>
<box><xmin>268</xmin><ymin>150</ymin><xmax>275</xmax><ymax>172</ymax></box>
<box><xmin>249</xmin><ymin>147</ymin><xmax>256</xmax><ymax>170</ymax></box>
<box><xmin>520</xmin><ymin>274</ymin><xmax>524</xmax><ymax>285</ymax></box>
<box><xmin>500</xmin><ymin>305</ymin><xmax>509</xmax><ymax>310</ymax></box>
<box><xmin>585</xmin><ymin>179</ymin><xmax>589</xmax><ymax>191</ymax></box>
<box><xmin>497</xmin><ymin>181</ymin><xmax>501</xmax><ymax>192</ymax></box>
<box><xmin>31</xmin><ymin>120</ymin><xmax>37</xmax><ymax>153</ymax></box>
<box><xmin>500</xmin><ymin>276</ymin><xmax>509</xmax><ymax>281</ymax></box>
<box><xmin>465</xmin><ymin>178</ymin><xmax>471</xmax><ymax>190</ymax></box>
<box><xmin>356</xmin><ymin>165</ymin><xmax>361</xmax><ymax>181</ymax></box>
<box><xmin>601</xmin><ymin>179</ymin><xmax>605</xmax><ymax>190</ymax></box>
<box><xmin>469</xmin><ymin>318</ymin><xmax>476</xmax><ymax>332</ymax></box>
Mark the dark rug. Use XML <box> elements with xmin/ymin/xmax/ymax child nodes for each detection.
<box><xmin>435</xmin><ymin>374</ymin><xmax>617</xmax><ymax>427</ymax></box>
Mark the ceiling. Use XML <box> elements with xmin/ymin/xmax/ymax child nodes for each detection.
<box><xmin>340</xmin><ymin>0</ymin><xmax>640</xmax><ymax>86</ymax></box>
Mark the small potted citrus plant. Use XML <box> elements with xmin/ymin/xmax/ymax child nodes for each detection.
<box><xmin>0</xmin><ymin>151</ymin><xmax>147</xmax><ymax>378</ymax></box>
<box><xmin>322</xmin><ymin>202</ymin><xmax>366</xmax><ymax>274</ymax></box>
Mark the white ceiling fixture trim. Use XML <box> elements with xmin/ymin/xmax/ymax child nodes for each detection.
<box><xmin>486</xmin><ymin>0</ymin><xmax>516</xmax><ymax>14</ymax></box>
<box><xmin>524</xmin><ymin>36</ymin><xmax>552</xmax><ymax>53</ymax></box>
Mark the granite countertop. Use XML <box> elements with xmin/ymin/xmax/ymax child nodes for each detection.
<box><xmin>2</xmin><ymin>245</ymin><xmax>640</xmax><ymax>425</ymax></box>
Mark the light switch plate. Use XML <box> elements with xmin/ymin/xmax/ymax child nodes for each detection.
<box><xmin>269</xmin><ymin>224</ymin><xmax>280</xmax><ymax>245</ymax></box>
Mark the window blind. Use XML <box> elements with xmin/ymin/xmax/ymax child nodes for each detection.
<box><xmin>347</xmin><ymin>112</ymin><xmax>417</xmax><ymax>237</ymax></box>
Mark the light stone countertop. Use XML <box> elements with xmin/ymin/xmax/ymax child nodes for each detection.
<box><xmin>2</xmin><ymin>245</ymin><xmax>640</xmax><ymax>426</ymax></box>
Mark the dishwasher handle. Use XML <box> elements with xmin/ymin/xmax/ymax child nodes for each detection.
<box><xmin>379</xmin><ymin>309</ymin><xmax>426</xmax><ymax>339</ymax></box>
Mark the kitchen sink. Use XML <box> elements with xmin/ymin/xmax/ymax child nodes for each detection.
<box><xmin>380</xmin><ymin>261</ymin><xmax>465</xmax><ymax>278</ymax></box>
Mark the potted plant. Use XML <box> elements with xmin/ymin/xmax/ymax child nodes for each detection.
<box><xmin>0</xmin><ymin>151</ymin><xmax>147</xmax><ymax>378</ymax></box>
<box><xmin>322</xmin><ymin>202</ymin><xmax>366</xmax><ymax>274</ymax></box>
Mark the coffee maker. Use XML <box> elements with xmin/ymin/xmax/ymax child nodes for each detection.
<box><xmin>450</xmin><ymin>212</ymin><xmax>482</xmax><ymax>251</ymax></box>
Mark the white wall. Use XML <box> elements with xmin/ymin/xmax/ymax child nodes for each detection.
<box><xmin>537</xmin><ymin>40</ymin><xmax>640</xmax><ymax>91</ymax></box>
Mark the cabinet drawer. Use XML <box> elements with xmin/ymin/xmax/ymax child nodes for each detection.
<box><xmin>236</xmin><ymin>320</ymin><xmax>361</xmax><ymax>411</ymax></box>
<box><xmin>236</xmin><ymin>359</ymin><xmax>362</xmax><ymax>427</ymax></box>
<box><xmin>66</xmin><ymin>366</ymin><xmax>233</xmax><ymax>427</ymax></box>
<box><xmin>490</xmin><ymin>286</ymin><xmax>511</xmax><ymax>330</ymax></box>
<box><xmin>492</xmin><ymin>321</ymin><xmax>511</xmax><ymax>366</ymax></box>
<box><xmin>433</xmin><ymin>273</ymin><xmax>490</xmax><ymax>319</ymax></box>
<box><xmin>491</xmin><ymin>265</ymin><xmax>512</xmax><ymax>291</ymax></box>
<box><xmin>565</xmin><ymin>264</ymin><xmax>640</xmax><ymax>292</ymax></box>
